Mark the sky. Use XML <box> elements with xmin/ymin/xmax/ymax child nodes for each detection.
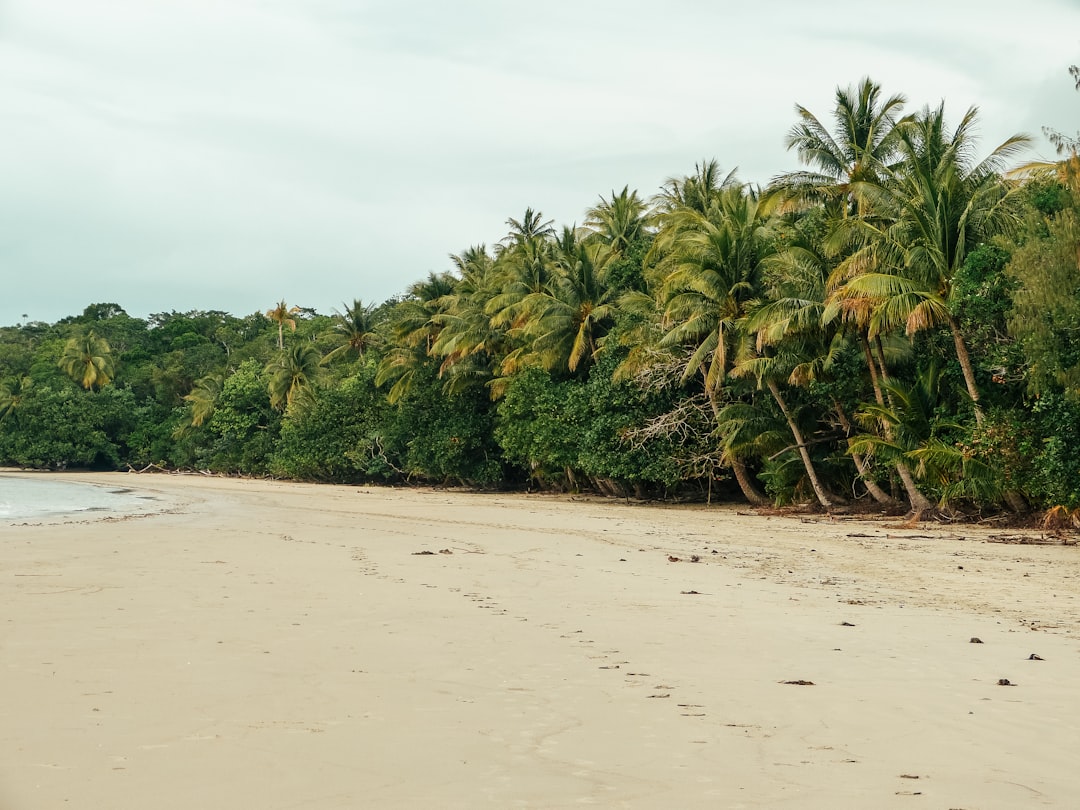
<box><xmin>2</xmin><ymin>0</ymin><xmax>1079</xmax><ymax>327</ymax></box>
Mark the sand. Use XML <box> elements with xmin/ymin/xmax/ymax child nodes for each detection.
<box><xmin>3</xmin><ymin>472</ymin><xmax>1080</xmax><ymax>809</ymax></box>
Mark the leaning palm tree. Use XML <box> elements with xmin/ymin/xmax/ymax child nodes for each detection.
<box><xmin>266</xmin><ymin>343</ymin><xmax>323</xmax><ymax>411</ymax></box>
<box><xmin>183</xmin><ymin>373</ymin><xmax>224</xmax><ymax>427</ymax></box>
<box><xmin>731</xmin><ymin>344</ymin><xmax>840</xmax><ymax>510</ymax></box>
<box><xmin>59</xmin><ymin>330</ymin><xmax>115</xmax><ymax>390</ymax></box>
<box><xmin>266</xmin><ymin>299</ymin><xmax>301</xmax><ymax>350</ymax></box>
<box><xmin>749</xmin><ymin>238</ymin><xmax>901</xmax><ymax>508</ymax></box>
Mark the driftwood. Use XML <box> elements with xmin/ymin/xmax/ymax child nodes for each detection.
<box><xmin>986</xmin><ymin>533</ymin><xmax>1078</xmax><ymax>546</ymax></box>
<box><xmin>126</xmin><ymin>462</ymin><xmax>169</xmax><ymax>474</ymax></box>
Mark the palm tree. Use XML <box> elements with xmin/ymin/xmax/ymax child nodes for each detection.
<box><xmin>518</xmin><ymin>227</ymin><xmax>619</xmax><ymax>375</ymax></box>
<box><xmin>59</xmin><ymin>330</ymin><xmax>115</xmax><ymax>390</ymax></box>
<box><xmin>731</xmin><ymin>344</ymin><xmax>840</xmax><ymax>510</ymax></box>
<box><xmin>266</xmin><ymin>299</ymin><xmax>301</xmax><ymax>350</ymax></box>
<box><xmin>849</xmin><ymin>364</ymin><xmax>998</xmax><ymax>511</ymax></box>
<box><xmin>322</xmin><ymin>299</ymin><xmax>380</xmax><ymax>364</ymax></box>
<box><xmin>488</xmin><ymin>210</ymin><xmax>557</xmax><ymax>334</ymax></box>
<box><xmin>657</xmin><ymin>184</ymin><xmax>769</xmax><ymax>394</ymax></box>
<box><xmin>749</xmin><ymin>237</ymin><xmax>899</xmax><ymax>507</ymax></box>
<box><xmin>376</xmin><ymin>272</ymin><xmax>457</xmax><ymax>403</ymax></box>
<box><xmin>183</xmin><ymin>373</ymin><xmax>224</xmax><ymax>427</ymax></box>
<box><xmin>584</xmin><ymin>186</ymin><xmax>649</xmax><ymax>254</ymax></box>
<box><xmin>770</xmin><ymin>77</ymin><xmax>908</xmax><ymax>217</ymax></box>
<box><xmin>652</xmin><ymin>182</ymin><xmax>773</xmax><ymax>505</ymax></box>
<box><xmin>430</xmin><ymin>246</ymin><xmax>506</xmax><ymax>396</ymax></box>
<box><xmin>0</xmin><ymin>376</ymin><xmax>32</xmax><ymax>424</ymax></box>
<box><xmin>266</xmin><ymin>343</ymin><xmax>323</xmax><ymax>411</ymax></box>
<box><xmin>830</xmin><ymin>103</ymin><xmax>1031</xmax><ymax>424</ymax></box>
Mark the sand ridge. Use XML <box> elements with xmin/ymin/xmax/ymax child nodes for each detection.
<box><xmin>2</xmin><ymin>472</ymin><xmax>1079</xmax><ymax>808</ymax></box>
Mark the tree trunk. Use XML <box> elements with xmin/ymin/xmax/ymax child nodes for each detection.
<box><xmin>869</xmin><ymin>334</ymin><xmax>934</xmax><ymax>515</ymax></box>
<box><xmin>947</xmin><ymin>314</ymin><xmax>984</xmax><ymax>426</ymax></box>
<box><xmin>896</xmin><ymin>462</ymin><xmax>934</xmax><ymax>518</ymax></box>
<box><xmin>705</xmin><ymin>383</ymin><xmax>768</xmax><ymax>507</ymax></box>
<box><xmin>731</xmin><ymin>458</ymin><xmax>769</xmax><ymax>506</ymax></box>
<box><xmin>834</xmin><ymin>402</ymin><xmax>899</xmax><ymax>507</ymax></box>
<box><xmin>766</xmin><ymin>379</ymin><xmax>834</xmax><ymax>509</ymax></box>
<box><xmin>862</xmin><ymin>334</ymin><xmax>885</xmax><ymax>407</ymax></box>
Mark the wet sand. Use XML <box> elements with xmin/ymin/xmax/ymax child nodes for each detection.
<box><xmin>3</xmin><ymin>472</ymin><xmax>1080</xmax><ymax>808</ymax></box>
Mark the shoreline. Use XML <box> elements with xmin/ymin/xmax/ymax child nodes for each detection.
<box><xmin>3</xmin><ymin>472</ymin><xmax>1080</xmax><ymax>807</ymax></box>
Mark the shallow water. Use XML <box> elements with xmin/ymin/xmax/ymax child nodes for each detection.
<box><xmin>0</xmin><ymin>475</ymin><xmax>157</xmax><ymax>523</ymax></box>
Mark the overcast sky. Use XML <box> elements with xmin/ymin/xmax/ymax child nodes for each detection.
<box><xmin>3</xmin><ymin>0</ymin><xmax>1079</xmax><ymax>327</ymax></box>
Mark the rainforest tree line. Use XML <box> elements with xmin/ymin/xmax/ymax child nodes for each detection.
<box><xmin>2</xmin><ymin>75</ymin><xmax>1080</xmax><ymax>516</ymax></box>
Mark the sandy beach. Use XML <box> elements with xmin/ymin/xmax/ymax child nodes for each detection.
<box><xmin>3</xmin><ymin>472</ymin><xmax>1080</xmax><ymax>808</ymax></box>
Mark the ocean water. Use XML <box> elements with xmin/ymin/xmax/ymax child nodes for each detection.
<box><xmin>0</xmin><ymin>475</ymin><xmax>158</xmax><ymax>523</ymax></box>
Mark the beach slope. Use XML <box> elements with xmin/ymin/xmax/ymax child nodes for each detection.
<box><xmin>2</xmin><ymin>473</ymin><xmax>1079</xmax><ymax>808</ymax></box>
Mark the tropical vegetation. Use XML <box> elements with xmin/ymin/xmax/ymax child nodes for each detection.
<box><xmin>2</xmin><ymin>72</ymin><xmax>1079</xmax><ymax>520</ymax></box>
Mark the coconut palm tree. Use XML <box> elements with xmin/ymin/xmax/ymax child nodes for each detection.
<box><xmin>430</xmin><ymin>246</ymin><xmax>506</xmax><ymax>396</ymax></box>
<box><xmin>59</xmin><ymin>330</ymin><xmax>115</xmax><ymax>390</ymax></box>
<box><xmin>376</xmin><ymin>272</ymin><xmax>457</xmax><ymax>403</ymax></box>
<box><xmin>749</xmin><ymin>236</ymin><xmax>900</xmax><ymax>507</ymax></box>
<box><xmin>770</xmin><ymin>77</ymin><xmax>908</xmax><ymax>217</ymax></box>
<box><xmin>322</xmin><ymin>299</ymin><xmax>381</xmax><ymax>364</ymax></box>
<box><xmin>584</xmin><ymin>186</ymin><xmax>649</xmax><ymax>254</ymax></box>
<box><xmin>0</xmin><ymin>376</ymin><xmax>32</xmax><ymax>424</ymax></box>
<box><xmin>652</xmin><ymin>182</ymin><xmax>773</xmax><ymax>505</ymax></box>
<box><xmin>829</xmin><ymin>103</ymin><xmax>1031</xmax><ymax>424</ymax></box>
<box><xmin>516</xmin><ymin>227</ymin><xmax>619</xmax><ymax>375</ymax></box>
<box><xmin>487</xmin><ymin>210</ymin><xmax>557</xmax><ymax>335</ymax></box>
<box><xmin>266</xmin><ymin>300</ymin><xmax>301</xmax><ymax>350</ymax></box>
<box><xmin>183</xmin><ymin>373</ymin><xmax>224</xmax><ymax>427</ymax></box>
<box><xmin>266</xmin><ymin>343</ymin><xmax>323</xmax><ymax>411</ymax></box>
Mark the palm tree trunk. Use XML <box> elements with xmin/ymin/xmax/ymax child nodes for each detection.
<box><xmin>862</xmin><ymin>334</ymin><xmax>885</xmax><ymax>407</ymax></box>
<box><xmin>731</xmin><ymin>459</ymin><xmax>770</xmax><ymax>506</ymax></box>
<box><xmin>833</xmin><ymin>402</ymin><xmax>899</xmax><ymax>506</ymax></box>
<box><xmin>766</xmin><ymin>379</ymin><xmax>834</xmax><ymax>509</ymax></box>
<box><xmin>705</xmin><ymin>384</ymin><xmax>768</xmax><ymax>506</ymax></box>
<box><xmin>896</xmin><ymin>463</ymin><xmax>934</xmax><ymax>517</ymax></box>
<box><xmin>946</xmin><ymin>314</ymin><xmax>984</xmax><ymax>425</ymax></box>
<box><xmin>869</xmin><ymin>335</ymin><xmax>934</xmax><ymax>515</ymax></box>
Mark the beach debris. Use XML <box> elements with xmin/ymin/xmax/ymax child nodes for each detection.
<box><xmin>667</xmin><ymin>555</ymin><xmax>680</xmax><ymax>562</ymax></box>
<box><xmin>840</xmin><ymin>621</ymin><xmax>855</xmax><ymax>627</ymax></box>
<box><xmin>438</xmin><ymin>548</ymin><xmax>453</xmax><ymax>554</ymax></box>
<box><xmin>780</xmin><ymin>680</ymin><xmax>815</xmax><ymax>686</ymax></box>
<box><xmin>411</xmin><ymin>550</ymin><xmax>435</xmax><ymax>555</ymax></box>
<box><xmin>680</xmin><ymin>590</ymin><xmax>701</xmax><ymax>595</ymax></box>
<box><xmin>899</xmin><ymin>774</ymin><xmax>920</xmax><ymax>779</ymax></box>
<box><xmin>647</xmin><ymin>693</ymin><xmax>671</xmax><ymax>698</ymax></box>
<box><xmin>1028</xmin><ymin>653</ymin><xmax>1044</xmax><ymax>661</ymax></box>
<box><xmin>969</xmin><ymin>637</ymin><xmax>983</xmax><ymax>643</ymax></box>
<box><xmin>689</xmin><ymin>554</ymin><xmax>701</xmax><ymax>563</ymax></box>
<box><xmin>997</xmin><ymin>678</ymin><xmax>1015</xmax><ymax>686</ymax></box>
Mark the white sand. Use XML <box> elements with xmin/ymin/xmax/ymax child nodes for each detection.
<box><xmin>3</xmin><ymin>472</ymin><xmax>1079</xmax><ymax>808</ymax></box>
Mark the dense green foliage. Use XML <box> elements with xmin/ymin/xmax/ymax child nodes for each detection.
<box><xmin>3</xmin><ymin>72</ymin><xmax>1080</xmax><ymax>517</ymax></box>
